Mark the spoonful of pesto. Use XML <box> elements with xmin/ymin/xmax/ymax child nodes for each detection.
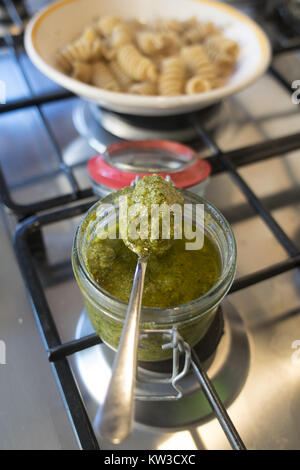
<box><xmin>99</xmin><ymin>175</ymin><xmax>184</xmax><ymax>444</ymax></box>
<box><xmin>121</xmin><ymin>174</ymin><xmax>184</xmax><ymax>256</ymax></box>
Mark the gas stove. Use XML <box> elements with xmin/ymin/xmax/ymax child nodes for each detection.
<box><xmin>0</xmin><ymin>0</ymin><xmax>300</xmax><ymax>450</ymax></box>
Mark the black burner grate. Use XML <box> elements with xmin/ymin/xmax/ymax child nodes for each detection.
<box><xmin>1</xmin><ymin>0</ymin><xmax>300</xmax><ymax>451</ymax></box>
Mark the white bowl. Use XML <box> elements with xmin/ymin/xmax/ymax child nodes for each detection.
<box><xmin>25</xmin><ymin>0</ymin><xmax>271</xmax><ymax>116</ymax></box>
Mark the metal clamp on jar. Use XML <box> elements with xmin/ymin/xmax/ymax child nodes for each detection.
<box><xmin>136</xmin><ymin>327</ymin><xmax>191</xmax><ymax>401</ymax></box>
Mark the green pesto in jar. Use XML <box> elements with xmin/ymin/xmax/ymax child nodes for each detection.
<box><xmin>83</xmin><ymin>226</ymin><xmax>221</xmax><ymax>361</ymax></box>
<box><xmin>87</xmin><ymin>232</ymin><xmax>220</xmax><ymax>308</ymax></box>
<box><xmin>76</xmin><ymin>175</ymin><xmax>222</xmax><ymax>361</ymax></box>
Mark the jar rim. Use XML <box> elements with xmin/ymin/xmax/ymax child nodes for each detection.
<box><xmin>73</xmin><ymin>190</ymin><xmax>237</xmax><ymax>323</ymax></box>
<box><xmin>87</xmin><ymin>140</ymin><xmax>211</xmax><ymax>190</ymax></box>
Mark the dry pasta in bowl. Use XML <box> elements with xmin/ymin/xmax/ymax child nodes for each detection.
<box><xmin>56</xmin><ymin>15</ymin><xmax>240</xmax><ymax>96</ymax></box>
<box><xmin>25</xmin><ymin>0</ymin><xmax>271</xmax><ymax>116</ymax></box>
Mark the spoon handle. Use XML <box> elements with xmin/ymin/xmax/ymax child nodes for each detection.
<box><xmin>99</xmin><ymin>257</ymin><xmax>147</xmax><ymax>444</ymax></box>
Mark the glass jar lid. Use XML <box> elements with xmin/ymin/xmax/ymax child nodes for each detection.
<box><xmin>87</xmin><ymin>140</ymin><xmax>211</xmax><ymax>190</ymax></box>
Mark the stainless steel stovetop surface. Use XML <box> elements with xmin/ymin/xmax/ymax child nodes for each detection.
<box><xmin>0</xmin><ymin>0</ymin><xmax>300</xmax><ymax>450</ymax></box>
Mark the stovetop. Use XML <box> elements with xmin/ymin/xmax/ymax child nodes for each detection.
<box><xmin>0</xmin><ymin>0</ymin><xmax>300</xmax><ymax>450</ymax></box>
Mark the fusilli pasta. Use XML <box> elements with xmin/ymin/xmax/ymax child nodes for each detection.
<box><xmin>185</xmin><ymin>76</ymin><xmax>211</xmax><ymax>94</ymax></box>
<box><xmin>110</xmin><ymin>59</ymin><xmax>133</xmax><ymax>89</ymax></box>
<box><xmin>57</xmin><ymin>15</ymin><xmax>239</xmax><ymax>96</ymax></box>
<box><xmin>92</xmin><ymin>62</ymin><xmax>121</xmax><ymax>91</ymax></box>
<box><xmin>97</xmin><ymin>16</ymin><xmax>121</xmax><ymax>37</ymax></box>
<box><xmin>137</xmin><ymin>32</ymin><xmax>166</xmax><ymax>56</ymax></box>
<box><xmin>129</xmin><ymin>82</ymin><xmax>157</xmax><ymax>95</ymax></box>
<box><xmin>181</xmin><ymin>45</ymin><xmax>217</xmax><ymax>82</ymax></box>
<box><xmin>110</xmin><ymin>24</ymin><xmax>132</xmax><ymax>48</ymax></box>
<box><xmin>158</xmin><ymin>57</ymin><xmax>185</xmax><ymax>96</ymax></box>
<box><xmin>72</xmin><ymin>61</ymin><xmax>93</xmax><ymax>83</ymax></box>
<box><xmin>117</xmin><ymin>44</ymin><xmax>158</xmax><ymax>83</ymax></box>
<box><xmin>204</xmin><ymin>35</ymin><xmax>239</xmax><ymax>66</ymax></box>
<box><xmin>183</xmin><ymin>22</ymin><xmax>220</xmax><ymax>44</ymax></box>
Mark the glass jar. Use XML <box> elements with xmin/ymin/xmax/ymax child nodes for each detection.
<box><xmin>72</xmin><ymin>190</ymin><xmax>236</xmax><ymax>362</ymax></box>
<box><xmin>87</xmin><ymin>140</ymin><xmax>211</xmax><ymax>198</ymax></box>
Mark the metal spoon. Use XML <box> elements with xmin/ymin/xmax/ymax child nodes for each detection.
<box><xmin>98</xmin><ymin>175</ymin><xmax>176</xmax><ymax>443</ymax></box>
<box><xmin>98</xmin><ymin>255</ymin><xmax>148</xmax><ymax>444</ymax></box>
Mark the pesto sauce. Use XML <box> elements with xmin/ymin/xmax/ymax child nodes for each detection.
<box><xmin>87</xmin><ymin>232</ymin><xmax>220</xmax><ymax>308</ymax></box>
<box><xmin>120</xmin><ymin>174</ymin><xmax>184</xmax><ymax>257</ymax></box>
<box><xmin>79</xmin><ymin>176</ymin><xmax>221</xmax><ymax>361</ymax></box>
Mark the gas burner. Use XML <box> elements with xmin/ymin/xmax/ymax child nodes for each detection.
<box><xmin>74</xmin><ymin>301</ymin><xmax>250</xmax><ymax>432</ymax></box>
<box><xmin>91</xmin><ymin>106</ymin><xmax>203</xmax><ymax>142</ymax></box>
<box><xmin>72</xmin><ymin>100</ymin><xmax>233</xmax><ymax>149</ymax></box>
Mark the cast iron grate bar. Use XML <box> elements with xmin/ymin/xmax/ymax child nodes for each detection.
<box><xmin>49</xmin><ymin>335</ymin><xmax>103</xmax><ymax>363</ymax></box>
<box><xmin>231</xmin><ymin>254</ymin><xmax>300</xmax><ymax>292</ymax></box>
<box><xmin>222</xmin><ymin>186</ymin><xmax>300</xmax><ymax>225</ymax></box>
<box><xmin>0</xmin><ymin>90</ymin><xmax>74</xmax><ymax>114</ymax></box>
<box><xmin>2</xmin><ymin>129</ymin><xmax>300</xmax><ymax>216</ymax></box>
<box><xmin>4</xmin><ymin>35</ymin><xmax>80</xmax><ymax>195</ymax></box>
<box><xmin>217</xmin><ymin>152</ymin><xmax>299</xmax><ymax>257</ymax></box>
<box><xmin>0</xmin><ymin>164</ymin><xmax>96</xmax><ymax>217</ymax></box>
<box><xmin>1</xmin><ymin>0</ymin><xmax>23</xmax><ymax>28</ymax></box>
<box><xmin>192</xmin><ymin>124</ymin><xmax>299</xmax><ymax>258</ymax></box>
<box><xmin>269</xmin><ymin>65</ymin><xmax>295</xmax><ymax>94</ymax></box>
<box><xmin>273</xmin><ymin>42</ymin><xmax>300</xmax><ymax>54</ymax></box>
<box><xmin>13</xmin><ymin>213</ymin><xmax>100</xmax><ymax>450</ymax></box>
<box><xmin>1</xmin><ymin>0</ymin><xmax>81</xmax><ymax>197</ymax></box>
<box><xmin>191</xmin><ymin>350</ymin><xmax>246</xmax><ymax>450</ymax></box>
